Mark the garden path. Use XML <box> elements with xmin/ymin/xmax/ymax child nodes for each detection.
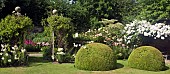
<box><xmin>28</xmin><ymin>52</ymin><xmax>43</xmax><ymax>57</ymax></box>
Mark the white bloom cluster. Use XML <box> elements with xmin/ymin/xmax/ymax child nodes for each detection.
<box><xmin>139</xmin><ymin>20</ymin><xmax>169</xmax><ymax>39</ymax></box>
<box><xmin>123</xmin><ymin>20</ymin><xmax>141</xmax><ymax>45</ymax></box>
<box><xmin>74</xmin><ymin>32</ymin><xmax>79</xmax><ymax>38</ymax></box>
<box><xmin>0</xmin><ymin>44</ymin><xmax>27</xmax><ymax>66</ymax></box>
<box><xmin>123</xmin><ymin>20</ymin><xmax>170</xmax><ymax>47</ymax></box>
<box><xmin>57</xmin><ymin>48</ymin><xmax>65</xmax><ymax>55</ymax></box>
<box><xmin>123</xmin><ymin>20</ymin><xmax>170</xmax><ymax>48</ymax></box>
<box><xmin>73</xmin><ymin>43</ymin><xmax>81</xmax><ymax>47</ymax></box>
<box><xmin>58</xmin><ymin>48</ymin><xmax>64</xmax><ymax>52</ymax></box>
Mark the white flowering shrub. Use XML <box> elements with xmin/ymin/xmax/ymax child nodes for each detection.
<box><xmin>77</xmin><ymin>22</ymin><xmax>132</xmax><ymax>59</ymax></box>
<box><xmin>78</xmin><ymin>26</ymin><xmax>123</xmax><ymax>43</ymax></box>
<box><xmin>0</xmin><ymin>44</ymin><xmax>27</xmax><ymax>67</ymax></box>
<box><xmin>56</xmin><ymin>48</ymin><xmax>65</xmax><ymax>63</ymax></box>
<box><xmin>123</xmin><ymin>20</ymin><xmax>170</xmax><ymax>48</ymax></box>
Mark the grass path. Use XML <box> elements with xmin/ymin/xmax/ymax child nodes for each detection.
<box><xmin>0</xmin><ymin>57</ymin><xmax>170</xmax><ymax>74</ymax></box>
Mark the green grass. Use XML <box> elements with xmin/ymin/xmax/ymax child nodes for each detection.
<box><xmin>0</xmin><ymin>57</ymin><xmax>170</xmax><ymax>74</ymax></box>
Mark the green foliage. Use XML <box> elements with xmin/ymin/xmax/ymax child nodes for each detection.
<box><xmin>112</xmin><ymin>46</ymin><xmax>132</xmax><ymax>60</ymax></box>
<box><xmin>67</xmin><ymin>2</ymin><xmax>91</xmax><ymax>32</ymax></box>
<box><xmin>77</xmin><ymin>0</ymin><xmax>119</xmax><ymax>20</ymax></box>
<box><xmin>0</xmin><ymin>44</ymin><xmax>27</xmax><ymax>67</ymax></box>
<box><xmin>136</xmin><ymin>0</ymin><xmax>170</xmax><ymax>23</ymax></box>
<box><xmin>47</xmin><ymin>15</ymin><xmax>74</xmax><ymax>50</ymax></box>
<box><xmin>32</xmin><ymin>26</ymin><xmax>52</xmax><ymax>43</ymax></box>
<box><xmin>0</xmin><ymin>15</ymin><xmax>33</xmax><ymax>45</ymax></box>
<box><xmin>25</xmin><ymin>45</ymin><xmax>41</xmax><ymax>52</ymax></box>
<box><xmin>75</xmin><ymin>43</ymin><xmax>117</xmax><ymax>71</ymax></box>
<box><xmin>41</xmin><ymin>46</ymin><xmax>51</xmax><ymax>60</ymax></box>
<box><xmin>128</xmin><ymin>46</ymin><xmax>165</xmax><ymax>71</ymax></box>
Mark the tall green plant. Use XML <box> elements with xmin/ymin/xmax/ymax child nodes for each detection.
<box><xmin>47</xmin><ymin>15</ymin><xmax>74</xmax><ymax>51</ymax></box>
<box><xmin>0</xmin><ymin>15</ymin><xmax>33</xmax><ymax>45</ymax></box>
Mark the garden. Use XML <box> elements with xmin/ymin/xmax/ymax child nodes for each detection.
<box><xmin>1</xmin><ymin>0</ymin><xmax>170</xmax><ymax>74</ymax></box>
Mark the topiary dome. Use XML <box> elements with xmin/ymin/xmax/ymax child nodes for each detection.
<box><xmin>128</xmin><ymin>46</ymin><xmax>165</xmax><ymax>71</ymax></box>
<box><xmin>75</xmin><ymin>43</ymin><xmax>117</xmax><ymax>71</ymax></box>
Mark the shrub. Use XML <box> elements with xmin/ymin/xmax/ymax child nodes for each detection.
<box><xmin>128</xmin><ymin>46</ymin><xmax>165</xmax><ymax>71</ymax></box>
<box><xmin>41</xmin><ymin>46</ymin><xmax>51</xmax><ymax>60</ymax></box>
<box><xmin>0</xmin><ymin>44</ymin><xmax>28</xmax><ymax>67</ymax></box>
<box><xmin>0</xmin><ymin>15</ymin><xmax>33</xmax><ymax>45</ymax></box>
<box><xmin>75</xmin><ymin>43</ymin><xmax>117</xmax><ymax>71</ymax></box>
<box><xmin>112</xmin><ymin>46</ymin><xmax>132</xmax><ymax>60</ymax></box>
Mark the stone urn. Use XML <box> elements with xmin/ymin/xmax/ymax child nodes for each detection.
<box><xmin>52</xmin><ymin>9</ymin><xmax>57</xmax><ymax>15</ymax></box>
<box><xmin>15</xmin><ymin>6</ymin><xmax>21</xmax><ymax>12</ymax></box>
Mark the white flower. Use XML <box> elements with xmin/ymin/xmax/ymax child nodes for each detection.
<box><xmin>0</xmin><ymin>53</ymin><xmax>2</xmax><ymax>55</ymax></box>
<box><xmin>12</xmin><ymin>47</ymin><xmax>15</xmax><ymax>50</ymax></box>
<box><xmin>1</xmin><ymin>57</ymin><xmax>4</xmax><ymax>60</ymax></box>
<box><xmin>4</xmin><ymin>44</ymin><xmax>8</xmax><ymax>48</ymax></box>
<box><xmin>11</xmin><ymin>51</ymin><xmax>16</xmax><ymax>54</ymax></box>
<box><xmin>2</xmin><ymin>48</ymin><xmax>6</xmax><ymax>51</ymax></box>
<box><xmin>144</xmin><ymin>32</ymin><xmax>149</xmax><ymax>36</ymax></box>
<box><xmin>117</xmin><ymin>38</ymin><xmax>122</xmax><ymax>42</ymax></box>
<box><xmin>57</xmin><ymin>52</ymin><xmax>65</xmax><ymax>55</ymax></box>
<box><xmin>98</xmin><ymin>28</ymin><xmax>102</xmax><ymax>31</ymax></box>
<box><xmin>14</xmin><ymin>55</ymin><xmax>19</xmax><ymax>60</ymax></box>
<box><xmin>40</xmin><ymin>48</ymin><xmax>43</xmax><ymax>51</ymax></box>
<box><xmin>51</xmin><ymin>55</ymin><xmax>55</xmax><ymax>60</ymax></box>
<box><xmin>72</xmin><ymin>54</ymin><xmax>76</xmax><ymax>58</ymax></box>
<box><xmin>127</xmin><ymin>40</ymin><xmax>131</xmax><ymax>44</ymax></box>
<box><xmin>161</xmin><ymin>36</ymin><xmax>165</xmax><ymax>40</ymax></box>
<box><xmin>8</xmin><ymin>59</ymin><xmax>11</xmax><ymax>62</ymax></box>
<box><xmin>5</xmin><ymin>53</ymin><xmax>8</xmax><ymax>56</ymax></box>
<box><xmin>1</xmin><ymin>44</ymin><xmax>4</xmax><ymax>48</ymax></box>
<box><xmin>75</xmin><ymin>32</ymin><xmax>79</xmax><ymax>38</ymax></box>
<box><xmin>73</xmin><ymin>43</ymin><xmax>78</xmax><ymax>47</ymax></box>
<box><xmin>37</xmin><ymin>42</ymin><xmax>41</xmax><ymax>45</ymax></box>
<box><xmin>21</xmin><ymin>49</ymin><xmax>26</xmax><ymax>53</ymax></box>
<box><xmin>14</xmin><ymin>45</ymin><xmax>18</xmax><ymax>49</ymax></box>
<box><xmin>91</xmin><ymin>41</ymin><xmax>94</xmax><ymax>43</ymax></box>
<box><xmin>87</xmin><ymin>29</ymin><xmax>91</xmax><ymax>32</ymax></box>
<box><xmin>79</xmin><ymin>44</ymin><xmax>81</xmax><ymax>46</ymax></box>
<box><xmin>44</xmin><ymin>42</ymin><xmax>50</xmax><ymax>46</ymax></box>
<box><xmin>58</xmin><ymin>48</ymin><xmax>64</xmax><ymax>52</ymax></box>
<box><xmin>156</xmin><ymin>34</ymin><xmax>161</xmax><ymax>38</ymax></box>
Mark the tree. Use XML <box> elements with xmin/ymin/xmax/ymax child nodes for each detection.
<box><xmin>136</xmin><ymin>0</ymin><xmax>170</xmax><ymax>24</ymax></box>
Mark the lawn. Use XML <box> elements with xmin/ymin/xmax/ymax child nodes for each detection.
<box><xmin>0</xmin><ymin>57</ymin><xmax>170</xmax><ymax>74</ymax></box>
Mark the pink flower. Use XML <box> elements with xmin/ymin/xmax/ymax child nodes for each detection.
<box><xmin>24</xmin><ymin>39</ymin><xmax>36</xmax><ymax>46</ymax></box>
